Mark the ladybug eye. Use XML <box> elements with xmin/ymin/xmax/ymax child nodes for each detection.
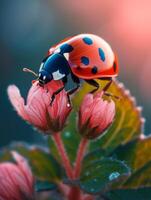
<box><xmin>43</xmin><ymin>76</ymin><xmax>46</xmax><ymax>80</ymax></box>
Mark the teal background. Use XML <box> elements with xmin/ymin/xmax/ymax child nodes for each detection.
<box><xmin>0</xmin><ymin>0</ymin><xmax>151</xmax><ymax>147</ymax></box>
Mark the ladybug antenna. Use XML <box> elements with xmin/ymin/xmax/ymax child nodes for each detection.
<box><xmin>23</xmin><ymin>68</ymin><xmax>38</xmax><ymax>77</ymax></box>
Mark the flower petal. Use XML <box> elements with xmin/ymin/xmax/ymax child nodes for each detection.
<box><xmin>11</xmin><ymin>151</ymin><xmax>34</xmax><ymax>195</ymax></box>
<box><xmin>79</xmin><ymin>91</ymin><xmax>116</xmax><ymax>139</ymax></box>
<box><xmin>8</xmin><ymin>80</ymin><xmax>71</xmax><ymax>133</ymax></box>
<box><xmin>7</xmin><ymin>85</ymin><xmax>29</xmax><ymax>121</ymax></box>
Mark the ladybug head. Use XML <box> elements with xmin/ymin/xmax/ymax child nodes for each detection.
<box><xmin>38</xmin><ymin>70</ymin><xmax>53</xmax><ymax>85</ymax></box>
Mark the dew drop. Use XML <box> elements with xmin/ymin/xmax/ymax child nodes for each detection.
<box><xmin>67</xmin><ymin>103</ymin><xmax>71</xmax><ymax>107</ymax></box>
<box><xmin>109</xmin><ymin>172</ymin><xmax>120</xmax><ymax>181</ymax></box>
<box><xmin>85</xmin><ymin>171</ymin><xmax>90</xmax><ymax>176</ymax></box>
<box><xmin>64</xmin><ymin>132</ymin><xmax>71</xmax><ymax>138</ymax></box>
<box><xmin>93</xmin><ymin>178</ymin><xmax>98</xmax><ymax>182</ymax></box>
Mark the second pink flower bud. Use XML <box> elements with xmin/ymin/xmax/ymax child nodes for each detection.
<box><xmin>78</xmin><ymin>91</ymin><xmax>115</xmax><ymax>139</ymax></box>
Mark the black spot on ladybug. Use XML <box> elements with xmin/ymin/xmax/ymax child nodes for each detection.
<box><xmin>83</xmin><ymin>37</ymin><xmax>93</xmax><ymax>45</ymax></box>
<box><xmin>77</xmin><ymin>66</ymin><xmax>81</xmax><ymax>70</ymax></box>
<box><xmin>81</xmin><ymin>56</ymin><xmax>89</xmax><ymax>65</ymax></box>
<box><xmin>60</xmin><ymin>43</ymin><xmax>73</xmax><ymax>53</ymax></box>
<box><xmin>113</xmin><ymin>61</ymin><xmax>116</xmax><ymax>72</ymax></box>
<box><xmin>98</xmin><ymin>48</ymin><xmax>105</xmax><ymax>62</ymax></box>
<box><xmin>91</xmin><ymin>66</ymin><xmax>98</xmax><ymax>74</ymax></box>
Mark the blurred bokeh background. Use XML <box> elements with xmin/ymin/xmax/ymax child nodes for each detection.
<box><xmin>0</xmin><ymin>0</ymin><xmax>151</xmax><ymax>147</ymax></box>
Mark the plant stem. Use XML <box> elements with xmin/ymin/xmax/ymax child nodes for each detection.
<box><xmin>74</xmin><ymin>137</ymin><xmax>89</xmax><ymax>178</ymax></box>
<box><xmin>82</xmin><ymin>194</ymin><xmax>95</xmax><ymax>200</ymax></box>
<box><xmin>58</xmin><ymin>182</ymin><xmax>70</xmax><ymax>197</ymax></box>
<box><xmin>52</xmin><ymin>133</ymin><xmax>73</xmax><ymax>179</ymax></box>
<box><xmin>68</xmin><ymin>186</ymin><xmax>81</xmax><ymax>200</ymax></box>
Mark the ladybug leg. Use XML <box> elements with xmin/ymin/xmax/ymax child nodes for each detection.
<box><xmin>50</xmin><ymin>74</ymin><xmax>80</xmax><ymax>106</ymax></box>
<box><xmin>67</xmin><ymin>84</ymin><xmax>80</xmax><ymax>95</ymax></box>
<box><xmin>50</xmin><ymin>86</ymin><xmax>65</xmax><ymax>106</ymax></box>
<box><xmin>102</xmin><ymin>79</ymin><xmax>120</xmax><ymax>99</ymax></box>
<box><xmin>102</xmin><ymin>79</ymin><xmax>112</xmax><ymax>92</ymax></box>
<box><xmin>66</xmin><ymin>74</ymin><xmax>81</xmax><ymax>105</ymax></box>
<box><xmin>66</xmin><ymin>84</ymin><xmax>80</xmax><ymax>105</ymax></box>
<box><xmin>104</xmin><ymin>91</ymin><xmax>120</xmax><ymax>100</ymax></box>
<box><xmin>68</xmin><ymin>73</ymin><xmax>80</xmax><ymax>95</ymax></box>
<box><xmin>50</xmin><ymin>76</ymin><xmax>68</xmax><ymax>106</ymax></box>
<box><xmin>84</xmin><ymin>79</ymin><xmax>99</xmax><ymax>93</ymax></box>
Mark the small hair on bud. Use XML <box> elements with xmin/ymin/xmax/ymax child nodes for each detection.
<box><xmin>141</xmin><ymin>117</ymin><xmax>146</xmax><ymax>123</ymax></box>
<box><xmin>118</xmin><ymin>83</ymin><xmax>124</xmax><ymax>89</ymax></box>
<box><xmin>136</xmin><ymin>106</ymin><xmax>143</xmax><ymax>112</ymax></box>
<box><xmin>130</xmin><ymin>96</ymin><xmax>136</xmax><ymax>105</ymax></box>
<box><xmin>125</xmin><ymin>89</ymin><xmax>130</xmax><ymax>96</ymax></box>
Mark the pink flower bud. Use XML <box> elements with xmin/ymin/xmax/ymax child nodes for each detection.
<box><xmin>0</xmin><ymin>151</ymin><xmax>34</xmax><ymax>200</ymax></box>
<box><xmin>7</xmin><ymin>81</ymin><xmax>72</xmax><ymax>133</ymax></box>
<box><xmin>78</xmin><ymin>91</ymin><xmax>115</xmax><ymax>139</ymax></box>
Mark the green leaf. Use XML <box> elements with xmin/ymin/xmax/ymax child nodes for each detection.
<box><xmin>48</xmin><ymin>112</ymin><xmax>81</xmax><ymax>163</ymax></box>
<box><xmin>35</xmin><ymin>180</ymin><xmax>57</xmax><ymax>192</ymax></box>
<box><xmin>82</xmin><ymin>148</ymin><xmax>107</xmax><ymax>169</ymax></box>
<box><xmin>0</xmin><ymin>143</ymin><xmax>62</xmax><ymax>183</ymax></box>
<box><xmin>106</xmin><ymin>188</ymin><xmax>151</xmax><ymax>200</ymax></box>
<box><xmin>73</xmin><ymin>79</ymin><xmax>144</xmax><ymax>153</ymax></box>
<box><xmin>111</xmin><ymin>137</ymin><xmax>151</xmax><ymax>188</ymax></box>
<box><xmin>79</xmin><ymin>158</ymin><xmax>130</xmax><ymax>194</ymax></box>
<box><xmin>48</xmin><ymin>137</ymin><xmax>60</xmax><ymax>162</ymax></box>
<box><xmin>123</xmin><ymin>161</ymin><xmax>151</xmax><ymax>188</ymax></box>
<box><xmin>112</xmin><ymin>137</ymin><xmax>151</xmax><ymax>172</ymax></box>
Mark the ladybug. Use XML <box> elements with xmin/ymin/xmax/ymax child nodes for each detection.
<box><xmin>24</xmin><ymin>34</ymin><xmax>118</xmax><ymax>104</ymax></box>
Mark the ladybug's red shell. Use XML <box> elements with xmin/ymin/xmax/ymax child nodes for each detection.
<box><xmin>48</xmin><ymin>34</ymin><xmax>118</xmax><ymax>80</ymax></box>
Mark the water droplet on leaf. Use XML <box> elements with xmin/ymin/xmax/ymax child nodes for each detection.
<box><xmin>64</xmin><ymin>132</ymin><xmax>71</xmax><ymax>138</ymax></box>
<box><xmin>90</xmin><ymin>188</ymin><xmax>94</xmax><ymax>192</ymax></box>
<box><xmin>109</xmin><ymin>172</ymin><xmax>120</xmax><ymax>181</ymax></box>
<box><xmin>85</xmin><ymin>171</ymin><xmax>90</xmax><ymax>176</ymax></box>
